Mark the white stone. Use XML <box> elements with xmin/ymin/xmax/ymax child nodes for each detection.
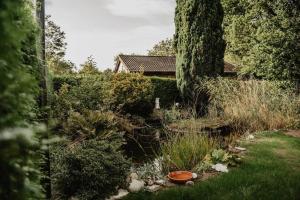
<box><xmin>128</xmin><ymin>180</ymin><xmax>145</xmax><ymax>193</ymax></box>
<box><xmin>192</xmin><ymin>173</ymin><xmax>198</xmax><ymax>179</ymax></box>
<box><xmin>146</xmin><ymin>185</ymin><xmax>161</xmax><ymax>192</ymax></box>
<box><xmin>106</xmin><ymin>189</ymin><xmax>129</xmax><ymax>200</ymax></box>
<box><xmin>129</xmin><ymin>173</ymin><xmax>139</xmax><ymax>180</ymax></box>
<box><xmin>146</xmin><ymin>179</ymin><xmax>154</xmax><ymax>186</ymax></box>
<box><xmin>235</xmin><ymin>147</ymin><xmax>246</xmax><ymax>151</ymax></box>
<box><xmin>155</xmin><ymin>179</ymin><xmax>166</xmax><ymax>186</ymax></box>
<box><xmin>212</xmin><ymin>164</ymin><xmax>229</xmax><ymax>173</ymax></box>
<box><xmin>246</xmin><ymin>134</ymin><xmax>255</xmax><ymax>140</ymax></box>
<box><xmin>185</xmin><ymin>181</ymin><xmax>194</xmax><ymax>186</ymax></box>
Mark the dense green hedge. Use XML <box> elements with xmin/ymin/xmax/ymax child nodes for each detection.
<box><xmin>52</xmin><ymin>75</ymin><xmax>82</xmax><ymax>91</ymax></box>
<box><xmin>150</xmin><ymin>76</ymin><xmax>181</xmax><ymax>107</ymax></box>
<box><xmin>53</xmin><ymin>75</ymin><xmax>181</xmax><ymax>109</ymax></box>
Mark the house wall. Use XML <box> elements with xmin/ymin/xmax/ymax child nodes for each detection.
<box><xmin>117</xmin><ymin>62</ymin><xmax>129</xmax><ymax>73</ymax></box>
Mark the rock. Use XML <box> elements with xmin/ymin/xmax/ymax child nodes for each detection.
<box><xmin>129</xmin><ymin>173</ymin><xmax>139</xmax><ymax>180</ymax></box>
<box><xmin>128</xmin><ymin>180</ymin><xmax>145</xmax><ymax>193</ymax></box>
<box><xmin>235</xmin><ymin>147</ymin><xmax>246</xmax><ymax>151</ymax></box>
<box><xmin>106</xmin><ymin>189</ymin><xmax>129</xmax><ymax>200</ymax></box>
<box><xmin>192</xmin><ymin>173</ymin><xmax>198</xmax><ymax>179</ymax></box>
<box><xmin>246</xmin><ymin>134</ymin><xmax>255</xmax><ymax>140</ymax></box>
<box><xmin>146</xmin><ymin>185</ymin><xmax>161</xmax><ymax>192</ymax></box>
<box><xmin>185</xmin><ymin>181</ymin><xmax>194</xmax><ymax>186</ymax></box>
<box><xmin>146</xmin><ymin>179</ymin><xmax>154</xmax><ymax>186</ymax></box>
<box><xmin>155</xmin><ymin>179</ymin><xmax>166</xmax><ymax>186</ymax></box>
<box><xmin>212</xmin><ymin>164</ymin><xmax>229</xmax><ymax>173</ymax></box>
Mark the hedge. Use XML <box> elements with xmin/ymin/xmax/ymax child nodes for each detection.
<box><xmin>52</xmin><ymin>75</ymin><xmax>82</xmax><ymax>91</ymax></box>
<box><xmin>150</xmin><ymin>76</ymin><xmax>181</xmax><ymax>107</ymax></box>
<box><xmin>52</xmin><ymin>74</ymin><xmax>181</xmax><ymax>109</ymax></box>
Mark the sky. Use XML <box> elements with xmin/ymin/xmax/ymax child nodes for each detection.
<box><xmin>46</xmin><ymin>0</ymin><xmax>176</xmax><ymax>70</ymax></box>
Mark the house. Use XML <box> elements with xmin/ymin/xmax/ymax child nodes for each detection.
<box><xmin>114</xmin><ymin>55</ymin><xmax>237</xmax><ymax>77</ymax></box>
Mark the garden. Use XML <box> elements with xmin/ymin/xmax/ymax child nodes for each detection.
<box><xmin>1</xmin><ymin>0</ymin><xmax>300</xmax><ymax>200</ymax></box>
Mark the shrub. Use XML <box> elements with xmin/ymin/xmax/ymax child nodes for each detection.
<box><xmin>52</xmin><ymin>75</ymin><xmax>109</xmax><ymax>121</ymax></box>
<box><xmin>201</xmin><ymin>78</ymin><xmax>300</xmax><ymax>132</ymax></box>
<box><xmin>52</xmin><ymin>75</ymin><xmax>81</xmax><ymax>91</ymax></box>
<box><xmin>62</xmin><ymin>110</ymin><xmax>117</xmax><ymax>141</ymax></box>
<box><xmin>161</xmin><ymin>131</ymin><xmax>218</xmax><ymax>172</ymax></box>
<box><xmin>150</xmin><ymin>77</ymin><xmax>180</xmax><ymax>107</ymax></box>
<box><xmin>107</xmin><ymin>73</ymin><xmax>154</xmax><ymax>116</ymax></box>
<box><xmin>51</xmin><ymin>137</ymin><xmax>130</xmax><ymax>200</ymax></box>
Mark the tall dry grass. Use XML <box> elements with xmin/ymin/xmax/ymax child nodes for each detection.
<box><xmin>199</xmin><ymin>78</ymin><xmax>300</xmax><ymax>132</ymax></box>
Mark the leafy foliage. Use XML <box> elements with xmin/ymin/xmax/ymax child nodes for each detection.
<box><xmin>175</xmin><ymin>0</ymin><xmax>226</xmax><ymax>98</ymax></box>
<box><xmin>62</xmin><ymin>110</ymin><xmax>117</xmax><ymax>141</ymax></box>
<box><xmin>79</xmin><ymin>55</ymin><xmax>100</xmax><ymax>74</ymax></box>
<box><xmin>148</xmin><ymin>38</ymin><xmax>175</xmax><ymax>56</ymax></box>
<box><xmin>0</xmin><ymin>0</ymin><xmax>44</xmax><ymax>198</ymax></box>
<box><xmin>0</xmin><ymin>127</ymin><xmax>45</xmax><ymax>199</ymax></box>
<box><xmin>107</xmin><ymin>73</ymin><xmax>154</xmax><ymax>116</ymax></box>
<box><xmin>45</xmin><ymin>15</ymin><xmax>67</xmax><ymax>59</ymax></box>
<box><xmin>51</xmin><ymin>138</ymin><xmax>130</xmax><ymax>200</ymax></box>
<box><xmin>222</xmin><ymin>0</ymin><xmax>300</xmax><ymax>80</ymax></box>
<box><xmin>52</xmin><ymin>75</ymin><xmax>110</xmax><ymax>122</ymax></box>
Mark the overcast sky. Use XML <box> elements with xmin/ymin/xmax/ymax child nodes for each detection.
<box><xmin>46</xmin><ymin>0</ymin><xmax>176</xmax><ymax>70</ymax></box>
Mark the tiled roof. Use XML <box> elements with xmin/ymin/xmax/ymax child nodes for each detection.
<box><xmin>118</xmin><ymin>55</ymin><xmax>175</xmax><ymax>72</ymax></box>
<box><xmin>117</xmin><ymin>55</ymin><xmax>236</xmax><ymax>73</ymax></box>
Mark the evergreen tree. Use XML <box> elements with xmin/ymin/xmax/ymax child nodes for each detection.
<box><xmin>79</xmin><ymin>56</ymin><xmax>100</xmax><ymax>74</ymax></box>
<box><xmin>175</xmin><ymin>0</ymin><xmax>226</xmax><ymax>98</ymax></box>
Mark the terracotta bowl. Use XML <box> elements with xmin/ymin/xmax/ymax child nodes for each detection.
<box><xmin>167</xmin><ymin>171</ymin><xmax>193</xmax><ymax>183</ymax></box>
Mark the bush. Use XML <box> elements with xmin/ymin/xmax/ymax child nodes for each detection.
<box><xmin>52</xmin><ymin>75</ymin><xmax>81</xmax><ymax>91</ymax></box>
<box><xmin>62</xmin><ymin>110</ymin><xmax>117</xmax><ymax>141</ymax></box>
<box><xmin>107</xmin><ymin>73</ymin><xmax>154</xmax><ymax>116</ymax></box>
<box><xmin>51</xmin><ymin>137</ymin><xmax>130</xmax><ymax>200</ymax></box>
<box><xmin>202</xmin><ymin>78</ymin><xmax>300</xmax><ymax>132</ymax></box>
<box><xmin>161</xmin><ymin>131</ymin><xmax>218</xmax><ymax>172</ymax></box>
<box><xmin>150</xmin><ymin>77</ymin><xmax>180</xmax><ymax>107</ymax></box>
<box><xmin>52</xmin><ymin>75</ymin><xmax>110</xmax><ymax>122</ymax></box>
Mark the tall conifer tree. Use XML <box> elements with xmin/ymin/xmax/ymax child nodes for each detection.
<box><xmin>175</xmin><ymin>0</ymin><xmax>226</xmax><ymax>98</ymax></box>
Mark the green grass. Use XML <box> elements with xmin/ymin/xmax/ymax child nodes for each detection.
<box><xmin>125</xmin><ymin>132</ymin><xmax>300</xmax><ymax>200</ymax></box>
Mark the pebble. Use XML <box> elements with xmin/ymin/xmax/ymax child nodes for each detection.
<box><xmin>246</xmin><ymin>134</ymin><xmax>255</xmax><ymax>140</ymax></box>
<box><xmin>235</xmin><ymin>147</ymin><xmax>246</xmax><ymax>151</ymax></box>
<box><xmin>185</xmin><ymin>181</ymin><xmax>194</xmax><ymax>186</ymax></box>
<box><xmin>129</xmin><ymin>173</ymin><xmax>139</xmax><ymax>180</ymax></box>
<box><xmin>155</xmin><ymin>179</ymin><xmax>166</xmax><ymax>186</ymax></box>
<box><xmin>146</xmin><ymin>185</ymin><xmax>161</xmax><ymax>192</ymax></box>
<box><xmin>192</xmin><ymin>173</ymin><xmax>198</xmax><ymax>179</ymax></box>
<box><xmin>128</xmin><ymin>180</ymin><xmax>145</xmax><ymax>193</ymax></box>
<box><xmin>212</xmin><ymin>163</ymin><xmax>229</xmax><ymax>173</ymax></box>
<box><xmin>106</xmin><ymin>189</ymin><xmax>129</xmax><ymax>200</ymax></box>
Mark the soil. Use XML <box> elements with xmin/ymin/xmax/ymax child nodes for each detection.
<box><xmin>284</xmin><ymin>130</ymin><xmax>300</xmax><ymax>138</ymax></box>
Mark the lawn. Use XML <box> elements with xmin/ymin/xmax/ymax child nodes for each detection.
<box><xmin>125</xmin><ymin>132</ymin><xmax>300</xmax><ymax>200</ymax></box>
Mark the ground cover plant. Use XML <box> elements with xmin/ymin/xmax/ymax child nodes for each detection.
<box><xmin>125</xmin><ymin>132</ymin><xmax>300</xmax><ymax>200</ymax></box>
